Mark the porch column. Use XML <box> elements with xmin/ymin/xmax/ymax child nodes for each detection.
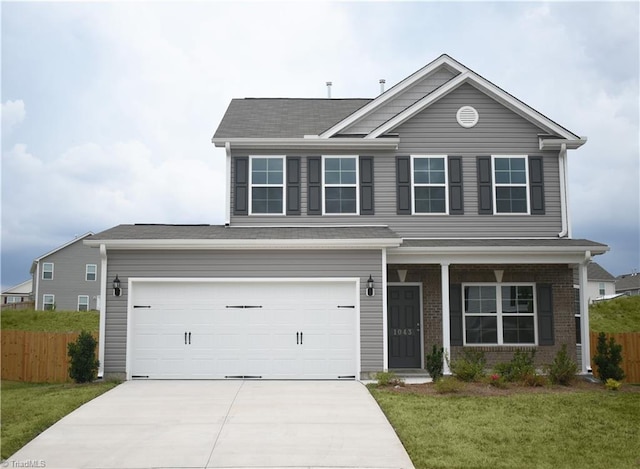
<box><xmin>441</xmin><ymin>262</ymin><xmax>451</xmax><ymax>375</ymax></box>
<box><xmin>579</xmin><ymin>256</ymin><xmax>591</xmax><ymax>373</ymax></box>
<box><xmin>98</xmin><ymin>244</ymin><xmax>107</xmax><ymax>378</ymax></box>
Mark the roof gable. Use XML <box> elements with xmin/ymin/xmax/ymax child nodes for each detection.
<box><xmin>30</xmin><ymin>232</ymin><xmax>94</xmax><ymax>273</ymax></box>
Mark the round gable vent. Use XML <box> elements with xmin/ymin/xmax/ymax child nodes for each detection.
<box><xmin>456</xmin><ymin>106</ymin><xmax>479</xmax><ymax>128</ymax></box>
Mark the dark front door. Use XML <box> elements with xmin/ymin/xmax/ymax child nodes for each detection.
<box><xmin>388</xmin><ymin>286</ymin><xmax>421</xmax><ymax>368</ymax></box>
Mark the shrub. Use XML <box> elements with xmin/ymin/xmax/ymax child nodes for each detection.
<box><xmin>425</xmin><ymin>345</ymin><xmax>444</xmax><ymax>381</ymax></box>
<box><xmin>374</xmin><ymin>371</ymin><xmax>404</xmax><ymax>387</ymax></box>
<box><xmin>68</xmin><ymin>330</ymin><xmax>99</xmax><ymax>383</ymax></box>
<box><xmin>487</xmin><ymin>373</ymin><xmax>508</xmax><ymax>389</ymax></box>
<box><xmin>593</xmin><ymin>332</ymin><xmax>625</xmax><ymax>382</ymax></box>
<box><xmin>605</xmin><ymin>378</ymin><xmax>622</xmax><ymax>391</ymax></box>
<box><xmin>450</xmin><ymin>349</ymin><xmax>486</xmax><ymax>382</ymax></box>
<box><xmin>434</xmin><ymin>376</ymin><xmax>465</xmax><ymax>394</ymax></box>
<box><xmin>494</xmin><ymin>349</ymin><xmax>537</xmax><ymax>383</ymax></box>
<box><xmin>545</xmin><ymin>344</ymin><xmax>579</xmax><ymax>385</ymax></box>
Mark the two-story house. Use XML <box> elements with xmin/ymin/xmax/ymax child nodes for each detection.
<box><xmin>86</xmin><ymin>55</ymin><xmax>607</xmax><ymax>381</ymax></box>
<box><xmin>31</xmin><ymin>233</ymin><xmax>102</xmax><ymax>311</ymax></box>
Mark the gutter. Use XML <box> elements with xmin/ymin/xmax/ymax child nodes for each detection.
<box><xmin>212</xmin><ymin>137</ymin><xmax>399</xmax><ymax>151</ymax></box>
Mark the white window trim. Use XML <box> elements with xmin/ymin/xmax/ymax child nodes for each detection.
<box><xmin>248</xmin><ymin>155</ymin><xmax>286</xmax><ymax>216</ymax></box>
<box><xmin>43</xmin><ymin>294</ymin><xmax>55</xmax><ymax>310</ymax></box>
<box><xmin>462</xmin><ymin>282</ymin><xmax>538</xmax><ymax>346</ymax></box>
<box><xmin>42</xmin><ymin>262</ymin><xmax>54</xmax><ymax>280</ymax></box>
<box><xmin>78</xmin><ymin>295</ymin><xmax>90</xmax><ymax>311</ymax></box>
<box><xmin>86</xmin><ymin>264</ymin><xmax>97</xmax><ymax>281</ymax></box>
<box><xmin>411</xmin><ymin>154</ymin><xmax>449</xmax><ymax>215</ymax></box>
<box><xmin>322</xmin><ymin>155</ymin><xmax>360</xmax><ymax>215</ymax></box>
<box><xmin>491</xmin><ymin>155</ymin><xmax>530</xmax><ymax>215</ymax></box>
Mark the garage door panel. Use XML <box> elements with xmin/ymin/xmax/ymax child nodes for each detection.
<box><xmin>130</xmin><ymin>280</ymin><xmax>357</xmax><ymax>379</ymax></box>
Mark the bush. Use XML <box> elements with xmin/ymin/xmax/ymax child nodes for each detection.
<box><xmin>434</xmin><ymin>376</ymin><xmax>465</xmax><ymax>394</ymax></box>
<box><xmin>493</xmin><ymin>349</ymin><xmax>537</xmax><ymax>383</ymax></box>
<box><xmin>487</xmin><ymin>373</ymin><xmax>508</xmax><ymax>389</ymax></box>
<box><xmin>593</xmin><ymin>332</ymin><xmax>625</xmax><ymax>382</ymax></box>
<box><xmin>68</xmin><ymin>330</ymin><xmax>99</xmax><ymax>383</ymax></box>
<box><xmin>374</xmin><ymin>371</ymin><xmax>404</xmax><ymax>387</ymax></box>
<box><xmin>450</xmin><ymin>349</ymin><xmax>486</xmax><ymax>382</ymax></box>
<box><xmin>605</xmin><ymin>378</ymin><xmax>622</xmax><ymax>391</ymax></box>
<box><xmin>545</xmin><ymin>344</ymin><xmax>579</xmax><ymax>385</ymax></box>
<box><xmin>425</xmin><ymin>345</ymin><xmax>444</xmax><ymax>381</ymax></box>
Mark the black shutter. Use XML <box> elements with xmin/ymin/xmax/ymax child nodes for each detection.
<box><xmin>537</xmin><ymin>284</ymin><xmax>555</xmax><ymax>346</ymax></box>
<box><xmin>307</xmin><ymin>156</ymin><xmax>322</xmax><ymax>215</ymax></box>
<box><xmin>477</xmin><ymin>156</ymin><xmax>493</xmax><ymax>214</ymax></box>
<box><xmin>286</xmin><ymin>157</ymin><xmax>301</xmax><ymax>215</ymax></box>
<box><xmin>529</xmin><ymin>156</ymin><xmax>545</xmax><ymax>215</ymax></box>
<box><xmin>360</xmin><ymin>156</ymin><xmax>374</xmax><ymax>215</ymax></box>
<box><xmin>396</xmin><ymin>155</ymin><xmax>411</xmax><ymax>214</ymax></box>
<box><xmin>448</xmin><ymin>156</ymin><xmax>464</xmax><ymax>214</ymax></box>
<box><xmin>234</xmin><ymin>157</ymin><xmax>249</xmax><ymax>216</ymax></box>
<box><xmin>450</xmin><ymin>284</ymin><xmax>463</xmax><ymax>346</ymax></box>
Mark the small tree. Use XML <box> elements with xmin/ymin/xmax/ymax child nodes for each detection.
<box><xmin>68</xmin><ymin>330</ymin><xmax>99</xmax><ymax>383</ymax></box>
<box><xmin>592</xmin><ymin>332</ymin><xmax>625</xmax><ymax>382</ymax></box>
<box><xmin>545</xmin><ymin>344</ymin><xmax>579</xmax><ymax>385</ymax></box>
<box><xmin>425</xmin><ymin>345</ymin><xmax>444</xmax><ymax>381</ymax></box>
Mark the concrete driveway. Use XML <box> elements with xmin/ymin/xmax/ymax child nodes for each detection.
<box><xmin>7</xmin><ymin>380</ymin><xmax>415</xmax><ymax>469</ymax></box>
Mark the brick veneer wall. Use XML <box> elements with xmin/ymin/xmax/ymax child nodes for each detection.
<box><xmin>388</xmin><ymin>264</ymin><xmax>576</xmax><ymax>368</ymax></box>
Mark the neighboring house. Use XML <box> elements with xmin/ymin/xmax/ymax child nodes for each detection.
<box><xmin>586</xmin><ymin>262</ymin><xmax>619</xmax><ymax>303</ymax></box>
<box><xmin>616</xmin><ymin>272</ymin><xmax>640</xmax><ymax>296</ymax></box>
<box><xmin>86</xmin><ymin>54</ymin><xmax>607</xmax><ymax>381</ymax></box>
<box><xmin>31</xmin><ymin>233</ymin><xmax>101</xmax><ymax>311</ymax></box>
<box><xmin>1</xmin><ymin>279</ymin><xmax>33</xmax><ymax>307</ymax></box>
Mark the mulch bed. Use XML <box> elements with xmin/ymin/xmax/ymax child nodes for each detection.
<box><xmin>379</xmin><ymin>378</ymin><xmax>640</xmax><ymax>397</ymax></box>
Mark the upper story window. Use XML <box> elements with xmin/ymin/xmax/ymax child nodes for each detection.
<box><xmin>323</xmin><ymin>156</ymin><xmax>358</xmax><ymax>214</ymax></box>
<box><xmin>598</xmin><ymin>282</ymin><xmax>606</xmax><ymax>296</ymax></box>
<box><xmin>250</xmin><ymin>156</ymin><xmax>285</xmax><ymax>215</ymax></box>
<box><xmin>42</xmin><ymin>263</ymin><xmax>54</xmax><ymax>280</ymax></box>
<box><xmin>463</xmin><ymin>284</ymin><xmax>536</xmax><ymax>345</ymax></box>
<box><xmin>412</xmin><ymin>156</ymin><xmax>447</xmax><ymax>214</ymax></box>
<box><xmin>493</xmin><ymin>156</ymin><xmax>529</xmax><ymax>214</ymax></box>
<box><xmin>78</xmin><ymin>295</ymin><xmax>90</xmax><ymax>312</ymax></box>
<box><xmin>43</xmin><ymin>294</ymin><xmax>55</xmax><ymax>311</ymax></box>
<box><xmin>86</xmin><ymin>264</ymin><xmax>97</xmax><ymax>281</ymax></box>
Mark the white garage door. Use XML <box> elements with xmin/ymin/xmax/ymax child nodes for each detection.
<box><xmin>129</xmin><ymin>280</ymin><xmax>358</xmax><ymax>380</ymax></box>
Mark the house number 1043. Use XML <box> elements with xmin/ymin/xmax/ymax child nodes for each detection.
<box><xmin>392</xmin><ymin>329</ymin><xmax>414</xmax><ymax>336</ymax></box>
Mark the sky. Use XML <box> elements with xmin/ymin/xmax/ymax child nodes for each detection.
<box><xmin>1</xmin><ymin>1</ymin><xmax>639</xmax><ymax>289</ymax></box>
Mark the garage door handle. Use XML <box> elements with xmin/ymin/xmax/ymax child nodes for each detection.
<box><xmin>296</xmin><ymin>332</ymin><xmax>299</xmax><ymax>344</ymax></box>
<box><xmin>188</xmin><ymin>332</ymin><xmax>191</xmax><ymax>344</ymax></box>
<box><xmin>300</xmin><ymin>331</ymin><xmax>303</xmax><ymax>344</ymax></box>
<box><xmin>185</xmin><ymin>332</ymin><xmax>187</xmax><ymax>345</ymax></box>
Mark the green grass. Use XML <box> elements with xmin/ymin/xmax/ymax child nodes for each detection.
<box><xmin>1</xmin><ymin>380</ymin><xmax>119</xmax><ymax>459</ymax></box>
<box><xmin>590</xmin><ymin>296</ymin><xmax>640</xmax><ymax>333</ymax></box>
<box><xmin>370</xmin><ymin>387</ymin><xmax>640</xmax><ymax>469</ymax></box>
<box><xmin>0</xmin><ymin>309</ymin><xmax>99</xmax><ymax>332</ymax></box>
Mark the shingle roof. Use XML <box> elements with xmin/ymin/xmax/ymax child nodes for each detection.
<box><xmin>213</xmin><ymin>98</ymin><xmax>371</xmax><ymax>139</ymax></box>
<box><xmin>616</xmin><ymin>274</ymin><xmax>640</xmax><ymax>292</ymax></box>
<box><xmin>587</xmin><ymin>262</ymin><xmax>616</xmax><ymax>281</ymax></box>
<box><xmin>88</xmin><ymin>224</ymin><xmax>400</xmax><ymax>241</ymax></box>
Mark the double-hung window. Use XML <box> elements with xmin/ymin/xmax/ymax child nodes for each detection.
<box><xmin>78</xmin><ymin>295</ymin><xmax>90</xmax><ymax>312</ymax></box>
<box><xmin>412</xmin><ymin>155</ymin><xmax>447</xmax><ymax>214</ymax></box>
<box><xmin>493</xmin><ymin>156</ymin><xmax>529</xmax><ymax>214</ymax></box>
<box><xmin>42</xmin><ymin>262</ymin><xmax>54</xmax><ymax>280</ymax></box>
<box><xmin>464</xmin><ymin>284</ymin><xmax>536</xmax><ymax>345</ymax></box>
<box><xmin>323</xmin><ymin>156</ymin><xmax>358</xmax><ymax>214</ymax></box>
<box><xmin>86</xmin><ymin>264</ymin><xmax>97</xmax><ymax>281</ymax></box>
<box><xmin>250</xmin><ymin>157</ymin><xmax>285</xmax><ymax>214</ymax></box>
<box><xmin>43</xmin><ymin>294</ymin><xmax>55</xmax><ymax>311</ymax></box>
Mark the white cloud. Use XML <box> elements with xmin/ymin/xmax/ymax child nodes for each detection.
<box><xmin>1</xmin><ymin>100</ymin><xmax>26</xmax><ymax>136</ymax></box>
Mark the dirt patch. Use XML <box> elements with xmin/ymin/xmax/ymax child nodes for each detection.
<box><xmin>380</xmin><ymin>378</ymin><xmax>640</xmax><ymax>397</ymax></box>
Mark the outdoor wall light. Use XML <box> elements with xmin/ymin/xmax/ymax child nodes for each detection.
<box><xmin>366</xmin><ymin>275</ymin><xmax>375</xmax><ymax>297</ymax></box>
<box><xmin>113</xmin><ymin>275</ymin><xmax>122</xmax><ymax>297</ymax></box>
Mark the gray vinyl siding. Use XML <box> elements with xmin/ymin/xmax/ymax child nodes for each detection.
<box><xmin>33</xmin><ymin>239</ymin><xmax>101</xmax><ymax>311</ymax></box>
<box><xmin>230</xmin><ymin>84</ymin><xmax>563</xmax><ymax>237</ymax></box>
<box><xmin>343</xmin><ymin>68</ymin><xmax>458</xmax><ymax>135</ymax></box>
<box><xmin>104</xmin><ymin>249</ymin><xmax>383</xmax><ymax>376</ymax></box>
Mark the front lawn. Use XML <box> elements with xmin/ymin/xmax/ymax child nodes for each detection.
<box><xmin>370</xmin><ymin>384</ymin><xmax>640</xmax><ymax>469</ymax></box>
<box><xmin>1</xmin><ymin>380</ymin><xmax>119</xmax><ymax>459</ymax></box>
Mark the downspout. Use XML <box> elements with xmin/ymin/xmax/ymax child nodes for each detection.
<box><xmin>98</xmin><ymin>244</ymin><xmax>107</xmax><ymax>378</ymax></box>
<box><xmin>579</xmin><ymin>251</ymin><xmax>592</xmax><ymax>374</ymax></box>
<box><xmin>558</xmin><ymin>143</ymin><xmax>569</xmax><ymax>237</ymax></box>
<box><xmin>382</xmin><ymin>248</ymin><xmax>388</xmax><ymax>372</ymax></box>
<box><xmin>225</xmin><ymin>142</ymin><xmax>231</xmax><ymax>226</ymax></box>
<box><xmin>34</xmin><ymin>262</ymin><xmax>40</xmax><ymax>310</ymax></box>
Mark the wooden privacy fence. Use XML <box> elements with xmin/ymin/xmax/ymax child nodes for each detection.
<box><xmin>590</xmin><ymin>332</ymin><xmax>640</xmax><ymax>384</ymax></box>
<box><xmin>1</xmin><ymin>330</ymin><xmax>98</xmax><ymax>383</ymax></box>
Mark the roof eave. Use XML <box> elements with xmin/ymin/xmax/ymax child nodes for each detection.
<box><xmin>539</xmin><ymin>137</ymin><xmax>587</xmax><ymax>150</ymax></box>
<box><xmin>212</xmin><ymin>137</ymin><xmax>399</xmax><ymax>151</ymax></box>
